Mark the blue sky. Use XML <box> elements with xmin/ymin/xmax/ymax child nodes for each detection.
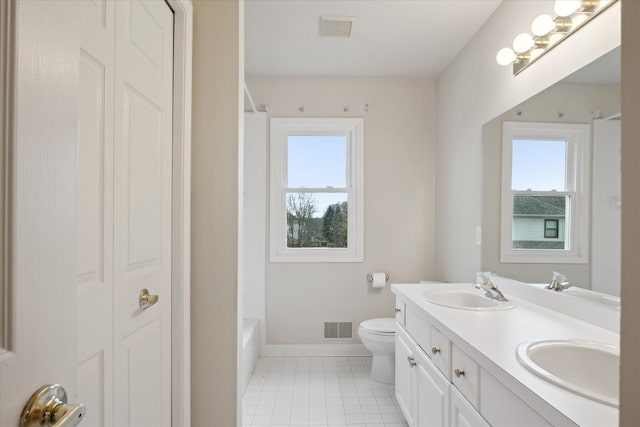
<box><xmin>512</xmin><ymin>139</ymin><xmax>567</xmax><ymax>191</ymax></box>
<box><xmin>288</xmin><ymin>135</ymin><xmax>348</xmax><ymax>217</ymax></box>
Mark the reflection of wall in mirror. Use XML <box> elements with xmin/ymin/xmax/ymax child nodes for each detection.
<box><xmin>482</xmin><ymin>82</ymin><xmax>620</xmax><ymax>291</ymax></box>
<box><xmin>591</xmin><ymin>118</ymin><xmax>621</xmax><ymax>296</ymax></box>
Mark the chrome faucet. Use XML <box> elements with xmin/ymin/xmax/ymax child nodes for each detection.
<box><xmin>546</xmin><ymin>271</ymin><xmax>571</xmax><ymax>292</ymax></box>
<box><xmin>473</xmin><ymin>271</ymin><xmax>508</xmax><ymax>302</ymax></box>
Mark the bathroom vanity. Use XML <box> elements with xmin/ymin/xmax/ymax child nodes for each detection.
<box><xmin>392</xmin><ymin>279</ymin><xmax>619</xmax><ymax>427</ymax></box>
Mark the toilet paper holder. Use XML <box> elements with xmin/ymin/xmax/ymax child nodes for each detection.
<box><xmin>366</xmin><ymin>272</ymin><xmax>389</xmax><ymax>284</ymax></box>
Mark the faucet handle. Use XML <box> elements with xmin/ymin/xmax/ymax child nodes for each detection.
<box><xmin>552</xmin><ymin>271</ymin><xmax>567</xmax><ymax>282</ymax></box>
<box><xmin>475</xmin><ymin>271</ymin><xmax>491</xmax><ymax>285</ymax></box>
<box><xmin>547</xmin><ymin>271</ymin><xmax>570</xmax><ymax>291</ymax></box>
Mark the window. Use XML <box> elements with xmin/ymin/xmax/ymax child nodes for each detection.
<box><xmin>544</xmin><ymin>219</ymin><xmax>559</xmax><ymax>239</ymax></box>
<box><xmin>270</xmin><ymin>118</ymin><xmax>364</xmax><ymax>262</ymax></box>
<box><xmin>500</xmin><ymin>122</ymin><xmax>590</xmax><ymax>263</ymax></box>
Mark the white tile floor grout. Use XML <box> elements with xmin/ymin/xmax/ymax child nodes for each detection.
<box><xmin>242</xmin><ymin>356</ymin><xmax>409</xmax><ymax>427</ymax></box>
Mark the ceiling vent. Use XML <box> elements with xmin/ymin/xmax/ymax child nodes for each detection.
<box><xmin>319</xmin><ymin>15</ymin><xmax>355</xmax><ymax>38</ymax></box>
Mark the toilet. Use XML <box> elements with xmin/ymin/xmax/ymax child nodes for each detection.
<box><xmin>358</xmin><ymin>317</ymin><xmax>396</xmax><ymax>384</ymax></box>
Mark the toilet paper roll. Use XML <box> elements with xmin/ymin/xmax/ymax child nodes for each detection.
<box><xmin>371</xmin><ymin>272</ymin><xmax>387</xmax><ymax>288</ymax></box>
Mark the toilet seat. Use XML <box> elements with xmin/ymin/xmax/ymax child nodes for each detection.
<box><xmin>359</xmin><ymin>318</ymin><xmax>396</xmax><ymax>336</ymax></box>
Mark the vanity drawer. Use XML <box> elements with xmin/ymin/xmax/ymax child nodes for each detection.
<box><xmin>395</xmin><ymin>300</ymin><xmax>406</xmax><ymax>326</ymax></box>
<box><xmin>430</xmin><ymin>326</ymin><xmax>451</xmax><ymax>380</ymax></box>
<box><xmin>405</xmin><ymin>307</ymin><xmax>430</xmax><ymax>353</ymax></box>
<box><xmin>452</xmin><ymin>344</ymin><xmax>479</xmax><ymax>408</ymax></box>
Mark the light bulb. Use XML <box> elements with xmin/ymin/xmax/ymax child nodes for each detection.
<box><xmin>513</xmin><ymin>33</ymin><xmax>534</xmax><ymax>53</ymax></box>
<box><xmin>554</xmin><ymin>0</ymin><xmax>581</xmax><ymax>17</ymax></box>
<box><xmin>531</xmin><ymin>14</ymin><xmax>555</xmax><ymax>37</ymax></box>
<box><xmin>496</xmin><ymin>47</ymin><xmax>516</xmax><ymax>66</ymax></box>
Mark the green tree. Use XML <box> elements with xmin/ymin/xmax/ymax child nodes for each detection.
<box><xmin>322</xmin><ymin>201</ymin><xmax>348</xmax><ymax>247</ymax></box>
<box><xmin>322</xmin><ymin>205</ymin><xmax>337</xmax><ymax>244</ymax></box>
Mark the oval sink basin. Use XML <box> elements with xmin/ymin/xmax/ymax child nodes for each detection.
<box><xmin>516</xmin><ymin>340</ymin><xmax>619</xmax><ymax>407</ymax></box>
<box><xmin>423</xmin><ymin>288</ymin><xmax>515</xmax><ymax>311</ymax></box>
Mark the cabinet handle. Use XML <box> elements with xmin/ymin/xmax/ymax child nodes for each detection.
<box><xmin>431</xmin><ymin>346</ymin><xmax>440</xmax><ymax>355</ymax></box>
<box><xmin>394</xmin><ymin>308</ymin><xmax>402</xmax><ymax>313</ymax></box>
<box><xmin>454</xmin><ymin>368</ymin><xmax>465</xmax><ymax>378</ymax></box>
<box><xmin>407</xmin><ymin>356</ymin><xmax>417</xmax><ymax>367</ymax></box>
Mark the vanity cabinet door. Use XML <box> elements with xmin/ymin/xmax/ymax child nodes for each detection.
<box><xmin>415</xmin><ymin>348</ymin><xmax>450</xmax><ymax>427</ymax></box>
<box><xmin>480</xmin><ymin>370</ymin><xmax>553</xmax><ymax>427</ymax></box>
<box><xmin>396</xmin><ymin>325</ymin><xmax>416</xmax><ymax>426</ymax></box>
<box><xmin>452</xmin><ymin>344</ymin><xmax>479</xmax><ymax>408</ymax></box>
<box><xmin>451</xmin><ymin>387</ymin><xmax>490</xmax><ymax>427</ymax></box>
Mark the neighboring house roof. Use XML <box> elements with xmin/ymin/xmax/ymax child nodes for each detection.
<box><xmin>513</xmin><ymin>195</ymin><xmax>565</xmax><ymax>217</ymax></box>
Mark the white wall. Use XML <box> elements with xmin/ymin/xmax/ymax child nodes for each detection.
<box><xmin>435</xmin><ymin>0</ymin><xmax>620</xmax><ymax>282</ymax></box>
<box><xmin>481</xmin><ymin>83</ymin><xmax>620</xmax><ymax>288</ymax></box>
<box><xmin>191</xmin><ymin>1</ymin><xmax>243</xmax><ymax>425</ymax></box>
<box><xmin>245</xmin><ymin>77</ymin><xmax>436</xmax><ymax>346</ymax></box>
<box><xmin>591</xmin><ymin>119</ymin><xmax>621</xmax><ymax>296</ymax></box>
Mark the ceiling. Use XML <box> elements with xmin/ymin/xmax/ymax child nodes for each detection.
<box><xmin>245</xmin><ymin>0</ymin><xmax>502</xmax><ymax>78</ymax></box>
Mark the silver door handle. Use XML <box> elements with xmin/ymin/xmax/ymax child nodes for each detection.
<box><xmin>20</xmin><ymin>384</ymin><xmax>85</xmax><ymax>427</ymax></box>
<box><xmin>139</xmin><ymin>288</ymin><xmax>159</xmax><ymax>310</ymax></box>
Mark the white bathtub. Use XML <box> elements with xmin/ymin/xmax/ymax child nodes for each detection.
<box><xmin>242</xmin><ymin>319</ymin><xmax>260</xmax><ymax>393</ymax></box>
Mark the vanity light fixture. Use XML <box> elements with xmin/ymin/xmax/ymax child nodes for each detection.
<box><xmin>496</xmin><ymin>0</ymin><xmax>617</xmax><ymax>75</ymax></box>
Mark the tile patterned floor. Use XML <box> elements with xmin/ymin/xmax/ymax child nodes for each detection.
<box><xmin>242</xmin><ymin>356</ymin><xmax>409</xmax><ymax>427</ymax></box>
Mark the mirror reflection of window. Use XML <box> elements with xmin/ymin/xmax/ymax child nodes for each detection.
<box><xmin>500</xmin><ymin>122</ymin><xmax>590</xmax><ymax>264</ymax></box>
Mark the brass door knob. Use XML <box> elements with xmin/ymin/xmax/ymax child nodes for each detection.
<box><xmin>139</xmin><ymin>288</ymin><xmax>159</xmax><ymax>310</ymax></box>
<box><xmin>454</xmin><ymin>368</ymin><xmax>465</xmax><ymax>378</ymax></box>
<box><xmin>431</xmin><ymin>346</ymin><xmax>441</xmax><ymax>355</ymax></box>
<box><xmin>407</xmin><ymin>356</ymin><xmax>417</xmax><ymax>367</ymax></box>
<box><xmin>20</xmin><ymin>384</ymin><xmax>85</xmax><ymax>427</ymax></box>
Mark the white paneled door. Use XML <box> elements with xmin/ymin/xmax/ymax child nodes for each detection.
<box><xmin>113</xmin><ymin>1</ymin><xmax>173</xmax><ymax>426</ymax></box>
<box><xmin>77</xmin><ymin>1</ymin><xmax>115</xmax><ymax>426</ymax></box>
<box><xmin>1</xmin><ymin>1</ymin><xmax>176</xmax><ymax>425</ymax></box>
<box><xmin>78</xmin><ymin>1</ymin><xmax>174</xmax><ymax>427</ymax></box>
<box><xmin>0</xmin><ymin>1</ymin><xmax>80</xmax><ymax>425</ymax></box>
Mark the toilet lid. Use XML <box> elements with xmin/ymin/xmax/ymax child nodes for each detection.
<box><xmin>360</xmin><ymin>318</ymin><xmax>396</xmax><ymax>335</ymax></box>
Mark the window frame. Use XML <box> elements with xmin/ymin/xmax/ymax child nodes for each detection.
<box><xmin>544</xmin><ymin>219</ymin><xmax>559</xmax><ymax>239</ymax></box>
<box><xmin>269</xmin><ymin>117</ymin><xmax>364</xmax><ymax>262</ymax></box>
<box><xmin>500</xmin><ymin>121</ymin><xmax>590</xmax><ymax>263</ymax></box>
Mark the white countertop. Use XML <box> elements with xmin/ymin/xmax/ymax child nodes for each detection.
<box><xmin>392</xmin><ymin>282</ymin><xmax>619</xmax><ymax>427</ymax></box>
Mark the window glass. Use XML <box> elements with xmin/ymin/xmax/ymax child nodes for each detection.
<box><xmin>512</xmin><ymin>195</ymin><xmax>567</xmax><ymax>250</ymax></box>
<box><xmin>287</xmin><ymin>135</ymin><xmax>346</xmax><ymax>188</ymax></box>
<box><xmin>286</xmin><ymin>192</ymin><xmax>348</xmax><ymax>248</ymax></box>
<box><xmin>511</xmin><ymin>139</ymin><xmax>566</xmax><ymax>191</ymax></box>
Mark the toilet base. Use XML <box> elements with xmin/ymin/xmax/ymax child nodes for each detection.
<box><xmin>370</xmin><ymin>353</ymin><xmax>395</xmax><ymax>385</ymax></box>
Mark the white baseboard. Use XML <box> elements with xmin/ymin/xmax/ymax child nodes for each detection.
<box><xmin>264</xmin><ymin>344</ymin><xmax>370</xmax><ymax>357</ymax></box>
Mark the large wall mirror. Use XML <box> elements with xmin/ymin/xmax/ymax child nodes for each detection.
<box><xmin>482</xmin><ymin>46</ymin><xmax>621</xmax><ymax>300</ymax></box>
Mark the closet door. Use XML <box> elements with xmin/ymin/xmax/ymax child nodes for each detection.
<box><xmin>112</xmin><ymin>1</ymin><xmax>174</xmax><ymax>426</ymax></box>
<box><xmin>77</xmin><ymin>1</ymin><xmax>115</xmax><ymax>426</ymax></box>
